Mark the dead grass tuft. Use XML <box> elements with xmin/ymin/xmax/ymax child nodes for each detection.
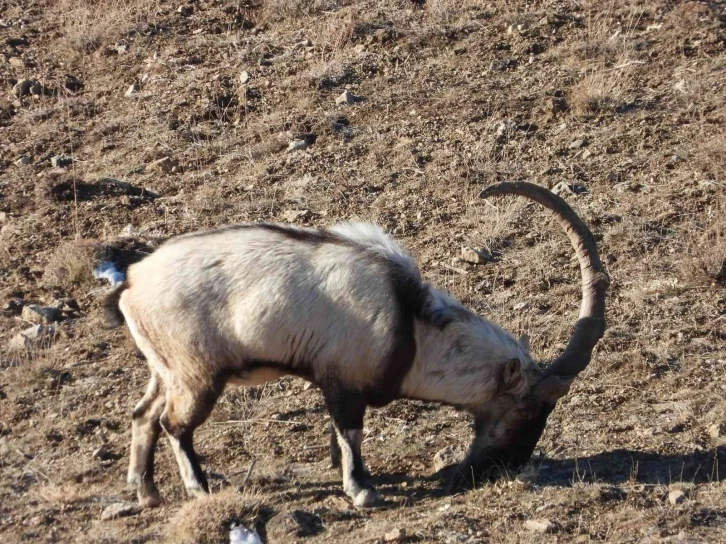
<box><xmin>569</xmin><ymin>70</ymin><xmax>626</xmax><ymax>116</ymax></box>
<box><xmin>258</xmin><ymin>0</ymin><xmax>340</xmax><ymax>24</ymax></box>
<box><xmin>52</xmin><ymin>0</ymin><xmax>161</xmax><ymax>59</ymax></box>
<box><xmin>43</xmin><ymin>239</ymin><xmax>100</xmax><ymax>289</ymax></box>
<box><xmin>165</xmin><ymin>489</ymin><xmax>269</xmax><ymax>544</ymax></box>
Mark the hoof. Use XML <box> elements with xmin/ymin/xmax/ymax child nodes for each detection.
<box><xmin>138</xmin><ymin>491</ymin><xmax>162</xmax><ymax>509</ymax></box>
<box><xmin>187</xmin><ymin>486</ymin><xmax>210</xmax><ymax>499</ymax></box>
<box><xmin>353</xmin><ymin>488</ymin><xmax>382</xmax><ymax>508</ymax></box>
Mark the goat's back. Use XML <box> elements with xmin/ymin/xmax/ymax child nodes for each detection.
<box><xmin>119</xmin><ymin>224</ymin><xmax>423</xmax><ymax>389</ymax></box>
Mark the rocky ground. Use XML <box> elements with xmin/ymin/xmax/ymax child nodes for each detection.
<box><xmin>1</xmin><ymin>0</ymin><xmax>725</xmax><ymax>542</ymax></box>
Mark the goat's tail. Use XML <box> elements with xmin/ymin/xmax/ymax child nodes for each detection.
<box><xmin>103</xmin><ymin>281</ymin><xmax>129</xmax><ymax>329</ymax></box>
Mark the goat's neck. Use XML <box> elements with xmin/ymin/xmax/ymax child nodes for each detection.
<box><xmin>400</xmin><ymin>315</ymin><xmax>510</xmax><ymax>407</ymax></box>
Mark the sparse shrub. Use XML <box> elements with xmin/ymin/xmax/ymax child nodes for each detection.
<box><xmin>259</xmin><ymin>0</ymin><xmax>340</xmax><ymax>23</ymax></box>
<box><xmin>43</xmin><ymin>239</ymin><xmax>100</xmax><ymax>289</ymax></box>
<box><xmin>570</xmin><ymin>71</ymin><xmax>624</xmax><ymax>116</ymax></box>
<box><xmin>52</xmin><ymin>0</ymin><xmax>161</xmax><ymax>58</ymax></box>
<box><xmin>165</xmin><ymin>490</ymin><xmax>268</xmax><ymax>544</ymax></box>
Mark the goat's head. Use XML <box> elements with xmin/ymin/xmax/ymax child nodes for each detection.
<box><xmin>450</xmin><ymin>182</ymin><xmax>610</xmax><ymax>489</ymax></box>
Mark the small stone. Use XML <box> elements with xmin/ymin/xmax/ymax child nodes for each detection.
<box><xmin>384</xmin><ymin>528</ymin><xmax>406</xmax><ymax>542</ymax></box>
<box><xmin>283</xmin><ymin>209</ymin><xmax>311</xmax><ymax>222</ymax></box>
<box><xmin>21</xmin><ymin>305</ymin><xmax>61</xmax><ymax>324</ymax></box>
<box><xmin>115</xmin><ymin>42</ymin><xmax>128</xmax><ymax>54</ymax></box>
<box><xmin>513</xmin><ymin>301</ymin><xmax>528</xmax><ymax>311</ymax></box>
<box><xmin>125</xmin><ymin>84</ymin><xmax>140</xmax><ymax>97</ymax></box>
<box><xmin>287</xmin><ymin>139</ymin><xmax>311</xmax><ymax>153</ymax></box>
<box><xmin>15</xmin><ymin>156</ymin><xmax>31</xmax><ymax>165</ymax></box>
<box><xmin>239</xmin><ymin>71</ymin><xmax>250</xmax><ymax>84</ymax></box>
<box><xmin>569</xmin><ymin>139</ymin><xmax>587</xmax><ymax>150</ymax></box>
<box><xmin>461</xmin><ymin>247</ymin><xmax>488</xmax><ymax>265</ymax></box>
<box><xmin>7</xmin><ymin>37</ymin><xmax>28</xmax><ymax>47</ymax></box>
<box><xmin>266</xmin><ymin>510</ymin><xmax>321</xmax><ymax>539</ymax></box>
<box><xmin>177</xmin><ymin>5</ymin><xmax>193</xmax><ymax>16</ymax></box>
<box><xmin>50</xmin><ymin>155</ymin><xmax>72</xmax><ymax>168</ymax></box>
<box><xmin>551</xmin><ymin>181</ymin><xmax>575</xmax><ymax>196</ymax></box>
<box><xmin>433</xmin><ymin>445</ymin><xmax>465</xmax><ymax>473</ymax></box>
<box><xmin>708</xmin><ymin>422</ymin><xmax>725</xmax><ymax>438</ymax></box>
<box><xmin>93</xmin><ymin>444</ymin><xmax>113</xmax><ymax>460</ymax></box>
<box><xmin>0</xmin><ymin>212</ymin><xmax>7</xmax><ymax>223</ymax></box>
<box><xmin>336</xmin><ymin>90</ymin><xmax>361</xmax><ymax>105</ymax></box>
<box><xmin>145</xmin><ymin>156</ymin><xmax>178</xmax><ymax>173</ymax></box>
<box><xmin>100</xmin><ymin>502</ymin><xmax>139</xmax><ymax>521</ymax></box>
<box><xmin>668</xmin><ymin>489</ymin><xmax>686</xmax><ymax>505</ymax></box>
<box><xmin>9</xmin><ymin>57</ymin><xmax>24</xmax><ymax>67</ymax></box>
<box><xmin>12</xmin><ymin>79</ymin><xmax>34</xmax><ymax>97</ymax></box>
<box><xmin>8</xmin><ymin>325</ymin><xmax>55</xmax><ymax>351</ymax></box>
<box><xmin>524</xmin><ymin>519</ymin><xmax>553</xmax><ymax>533</ymax></box>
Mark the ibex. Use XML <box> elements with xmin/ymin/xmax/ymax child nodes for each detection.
<box><xmin>105</xmin><ymin>182</ymin><xmax>609</xmax><ymax>508</ymax></box>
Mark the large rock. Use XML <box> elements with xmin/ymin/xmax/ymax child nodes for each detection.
<box><xmin>8</xmin><ymin>325</ymin><xmax>56</xmax><ymax>351</ymax></box>
<box><xmin>266</xmin><ymin>510</ymin><xmax>322</xmax><ymax>541</ymax></box>
<box><xmin>433</xmin><ymin>445</ymin><xmax>466</xmax><ymax>473</ymax></box>
<box><xmin>21</xmin><ymin>304</ymin><xmax>61</xmax><ymax>324</ymax></box>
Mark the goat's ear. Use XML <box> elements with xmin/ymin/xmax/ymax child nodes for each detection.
<box><xmin>533</xmin><ymin>375</ymin><xmax>571</xmax><ymax>404</ymax></box>
<box><xmin>503</xmin><ymin>358</ymin><xmax>522</xmax><ymax>388</ymax></box>
<box><xmin>519</xmin><ymin>333</ymin><xmax>530</xmax><ymax>353</ymax></box>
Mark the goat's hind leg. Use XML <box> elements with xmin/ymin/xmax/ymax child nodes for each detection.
<box><xmin>128</xmin><ymin>370</ymin><xmax>165</xmax><ymax>508</ymax></box>
<box><xmin>324</xmin><ymin>388</ymin><xmax>381</xmax><ymax>508</ymax></box>
<box><xmin>160</xmin><ymin>380</ymin><xmax>222</xmax><ymax>499</ymax></box>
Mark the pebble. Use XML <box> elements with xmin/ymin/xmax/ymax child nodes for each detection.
<box><xmin>15</xmin><ymin>156</ymin><xmax>31</xmax><ymax>165</ymax></box>
<box><xmin>100</xmin><ymin>502</ymin><xmax>139</xmax><ymax>521</ymax></box>
<box><xmin>287</xmin><ymin>139</ymin><xmax>311</xmax><ymax>153</ymax></box>
<box><xmin>336</xmin><ymin>90</ymin><xmax>361</xmax><ymax>105</ymax></box>
<box><xmin>569</xmin><ymin>139</ymin><xmax>587</xmax><ymax>150</ymax></box>
<box><xmin>239</xmin><ymin>71</ymin><xmax>250</xmax><ymax>84</ymax></box>
<box><xmin>145</xmin><ymin>156</ymin><xmax>178</xmax><ymax>173</ymax></box>
<box><xmin>461</xmin><ymin>247</ymin><xmax>489</xmax><ymax>265</ymax></box>
<box><xmin>551</xmin><ymin>181</ymin><xmax>575</xmax><ymax>196</ymax></box>
<box><xmin>668</xmin><ymin>489</ymin><xmax>686</xmax><ymax>505</ymax></box>
<box><xmin>708</xmin><ymin>422</ymin><xmax>725</xmax><ymax>438</ymax></box>
<box><xmin>21</xmin><ymin>305</ymin><xmax>61</xmax><ymax>324</ymax></box>
<box><xmin>124</xmin><ymin>83</ymin><xmax>140</xmax><ymax>97</ymax></box>
<box><xmin>7</xmin><ymin>37</ymin><xmax>28</xmax><ymax>47</ymax></box>
<box><xmin>50</xmin><ymin>155</ymin><xmax>72</xmax><ymax>168</ymax></box>
<box><xmin>524</xmin><ymin>519</ymin><xmax>553</xmax><ymax>533</ymax></box>
<box><xmin>283</xmin><ymin>209</ymin><xmax>311</xmax><ymax>222</ymax></box>
<box><xmin>9</xmin><ymin>57</ymin><xmax>24</xmax><ymax>67</ymax></box>
<box><xmin>384</xmin><ymin>528</ymin><xmax>406</xmax><ymax>542</ymax></box>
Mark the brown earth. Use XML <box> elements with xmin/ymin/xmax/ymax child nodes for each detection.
<box><xmin>1</xmin><ymin>0</ymin><xmax>725</xmax><ymax>542</ymax></box>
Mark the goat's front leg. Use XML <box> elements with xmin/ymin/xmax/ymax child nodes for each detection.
<box><xmin>323</xmin><ymin>388</ymin><xmax>381</xmax><ymax>508</ymax></box>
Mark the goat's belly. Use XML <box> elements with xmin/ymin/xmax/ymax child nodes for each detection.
<box><xmin>227</xmin><ymin>367</ymin><xmax>288</xmax><ymax>386</ymax></box>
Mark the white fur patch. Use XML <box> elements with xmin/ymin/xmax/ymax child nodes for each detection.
<box><xmin>329</xmin><ymin>222</ymin><xmax>420</xmax><ymax>279</ymax></box>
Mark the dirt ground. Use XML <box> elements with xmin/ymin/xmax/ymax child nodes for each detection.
<box><xmin>1</xmin><ymin>1</ymin><xmax>725</xmax><ymax>542</ymax></box>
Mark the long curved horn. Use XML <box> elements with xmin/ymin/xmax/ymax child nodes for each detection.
<box><xmin>479</xmin><ymin>182</ymin><xmax>610</xmax><ymax>379</ymax></box>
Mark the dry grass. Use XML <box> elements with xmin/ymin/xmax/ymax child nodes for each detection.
<box><xmin>43</xmin><ymin>239</ymin><xmax>100</xmax><ymax>289</ymax></box>
<box><xmin>52</xmin><ymin>0</ymin><xmax>162</xmax><ymax>59</ymax></box>
<box><xmin>569</xmin><ymin>69</ymin><xmax>628</xmax><ymax>116</ymax></box>
<box><xmin>258</xmin><ymin>0</ymin><xmax>340</xmax><ymax>24</ymax></box>
<box><xmin>165</xmin><ymin>489</ymin><xmax>268</xmax><ymax>544</ymax></box>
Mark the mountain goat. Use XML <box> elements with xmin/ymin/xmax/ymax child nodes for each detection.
<box><xmin>105</xmin><ymin>181</ymin><xmax>609</xmax><ymax>508</ymax></box>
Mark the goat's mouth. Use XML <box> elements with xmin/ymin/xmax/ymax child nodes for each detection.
<box><xmin>442</xmin><ymin>408</ymin><xmax>554</xmax><ymax>492</ymax></box>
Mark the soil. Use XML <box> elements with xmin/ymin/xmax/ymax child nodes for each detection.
<box><xmin>1</xmin><ymin>1</ymin><xmax>725</xmax><ymax>542</ymax></box>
